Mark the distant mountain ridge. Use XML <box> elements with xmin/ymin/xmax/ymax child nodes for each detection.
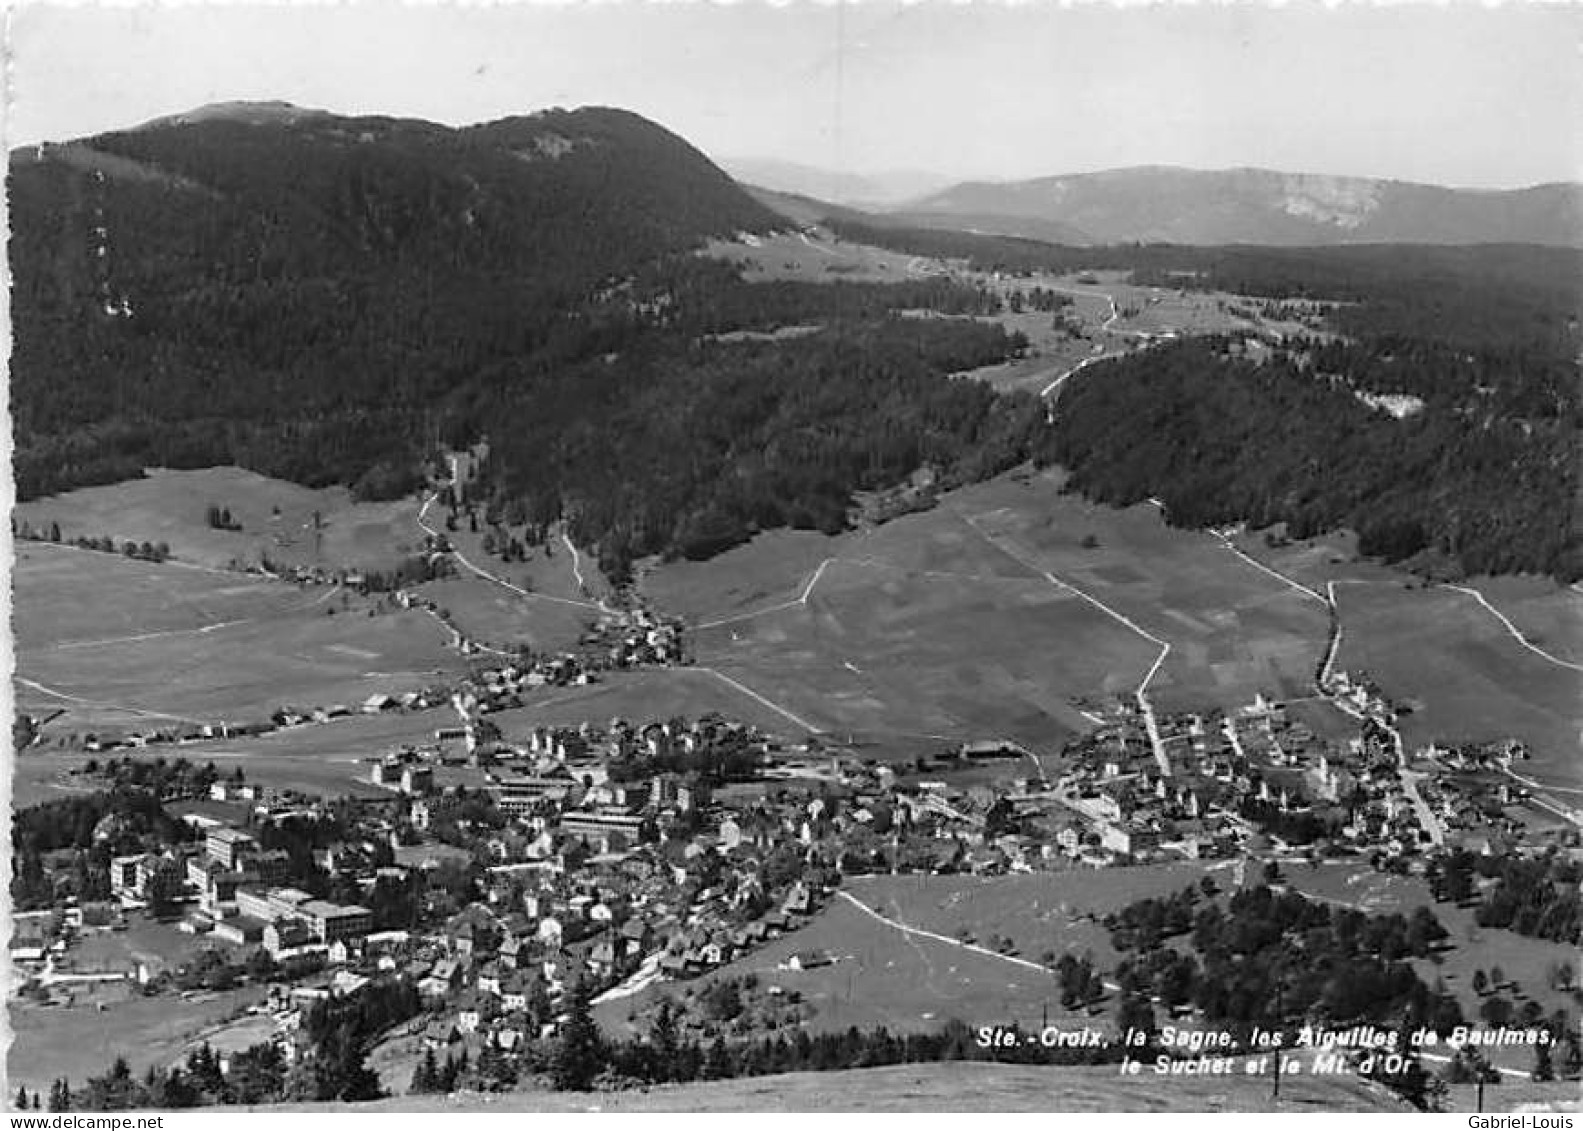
<box><xmin>722</xmin><ymin>156</ymin><xmax>953</xmax><ymax>209</ymax></box>
<box><xmin>899</xmin><ymin>165</ymin><xmax>1583</xmax><ymax>247</ymax></box>
<box><xmin>133</xmin><ymin>100</ymin><xmax>336</xmax><ymax>131</ymax></box>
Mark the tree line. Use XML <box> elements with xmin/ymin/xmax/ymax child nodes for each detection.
<box><xmin>1035</xmin><ymin>336</ymin><xmax>1579</xmax><ymax>580</ymax></box>
<box><xmin>1429</xmin><ymin>848</ymin><xmax>1581</xmax><ymax>946</ymax></box>
<box><xmin>1106</xmin><ymin>881</ymin><xmax>1463</xmax><ymax>1033</ymax></box>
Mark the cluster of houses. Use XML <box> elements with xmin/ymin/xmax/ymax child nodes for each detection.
<box><xmin>1415</xmin><ymin>740</ymin><xmax>1540</xmax><ymax>856</ymax></box>
<box><xmin>38</xmin><ymin>681</ymin><xmax>459</xmax><ymax>757</ymax></box>
<box><xmin>1045</xmin><ymin>688</ymin><xmax>1544</xmax><ymax>867</ymax></box>
<box><xmin>579</xmin><ymin>604</ymin><xmax>687</xmax><ymax>669</ymax></box>
<box><xmin>108</xmin><ymin>823</ymin><xmax>374</xmax><ymax>954</ymax></box>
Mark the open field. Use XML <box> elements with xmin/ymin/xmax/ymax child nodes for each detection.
<box><xmin>702</xmin><ymin>234</ymin><xmax>1317</xmax><ymax>338</ymax></box>
<box><xmin>14</xmin><ymin>466</ymin><xmax>429</xmax><ymax>573</ymax></box>
<box><xmin>597</xmin><ymin>892</ymin><xmax>1100</xmax><ymax>1040</ymax></box>
<box><xmin>1454</xmin><ymin>575</ymin><xmax>1583</xmax><ymax>667</ymax></box>
<box><xmin>1222</xmin><ymin>528</ymin><xmax>1581</xmax><ymax>791</ymax></box>
<box><xmin>1031</xmin><ymin>270</ymin><xmax>1324</xmax><ymax>342</ymax></box>
<box><xmin>410</xmin><ymin>497</ymin><xmax>614</xmax><ymax>653</ymax></box>
<box><xmin>442</xmin><ymin>521</ymin><xmax>614</xmax><ymax>610</ymax></box>
<box><xmin>700</xmin><ymin>235</ymin><xmax>1117</xmax><ymax>402</ymax></box>
<box><xmin>702</xmin><ymin>230</ymin><xmax>926</xmax><ymax>283</ymax></box>
<box><xmin>18</xmin><ymin>607</ymin><xmax>457</xmax><ymax>729</ymax></box>
<box><xmin>410</xmin><ymin>574</ymin><xmax>593</xmax><ymax>653</ymax></box>
<box><xmin>644</xmin><ymin>468</ymin><xmax>1328</xmax><ymax>753</ymax></box>
<box><xmin>63</xmin><ymin>919</ymin><xmax>217</xmax><ymax>980</ymax></box>
<box><xmin>700</xmin><ymin>234</ymin><xmax>1318</xmax><ymax>400</ymax></box>
<box><xmin>15</xmin><ymin>540</ymin><xmax>462</xmax><ymax>734</ymax></box>
<box><xmin>640</xmin><ymin>528</ymin><xmax>853</xmax><ymax>622</ymax></box>
<box><xmin>967</xmin><ymin>337</ymin><xmax>1102</xmax><ymax>396</ymax></box>
<box><xmin>12</xmin><ymin>464</ymin><xmax>615</xmax><ymax>654</ymax></box>
<box><xmin>13</xmin><ymin>710</ymin><xmax>492</xmax><ymax>808</ymax></box>
<box><xmin>596</xmin><ymin>864</ymin><xmax>1225</xmax><ymax>1044</ymax></box>
<box><xmin>848</xmin><ymin>864</ymin><xmax>1226</xmax><ymax>973</ymax></box>
<box><xmin>8</xmin><ymin>986</ymin><xmax>265</xmax><ymax>1096</ymax></box>
<box><xmin>951</xmin><ymin>473</ymin><xmax>1330</xmax><ymax>712</ymax></box>
<box><xmin>647</xmin><ymin>455</ymin><xmax>1569</xmax><ymax>784</ymax></box>
<box><xmin>1331</xmin><ymin>582</ymin><xmax>1580</xmax><ymax>791</ymax></box>
<box><xmin>693</xmin><ymin>557</ymin><xmax>1154</xmax><ymax>747</ymax></box>
<box><xmin>14</xmin><ymin>540</ymin><xmax>313</xmax><ymax>646</ymax></box>
<box><xmin>966</xmin><ymin>269</ymin><xmax>1316</xmax><ymax>397</ymax></box>
<box><xmin>855</xmin><ymin>862</ymin><xmax>1580</xmax><ymax>1051</ymax></box>
<box><xmin>367</xmin><ymin>1027</ymin><xmax>432</xmax><ymax>1097</ymax></box>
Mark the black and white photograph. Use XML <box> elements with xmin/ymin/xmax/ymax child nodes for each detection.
<box><xmin>4</xmin><ymin>1</ymin><xmax>1581</xmax><ymax>1117</ymax></box>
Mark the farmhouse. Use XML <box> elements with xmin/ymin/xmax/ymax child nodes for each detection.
<box><xmin>959</xmin><ymin>739</ymin><xmax>1022</xmax><ymax>760</ymax></box>
<box><xmin>782</xmin><ymin>949</ymin><xmax>833</xmax><ymax>971</ymax></box>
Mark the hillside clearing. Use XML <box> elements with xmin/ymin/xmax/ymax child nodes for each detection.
<box><xmin>13</xmin><ymin>466</ymin><xmax>429</xmax><ymax>573</ymax></box>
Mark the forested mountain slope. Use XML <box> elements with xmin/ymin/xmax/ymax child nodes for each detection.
<box><xmin>9</xmin><ymin>105</ymin><xmax>1038</xmax><ymax>579</ymax></box>
<box><xmin>11</xmin><ymin>105</ymin><xmax>780</xmax><ymax>496</ymax></box>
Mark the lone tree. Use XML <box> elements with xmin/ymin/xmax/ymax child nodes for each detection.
<box><xmin>1533</xmin><ymin>1040</ymin><xmax>1556</xmax><ymax>1083</ymax></box>
<box><xmin>1116</xmin><ymin>991</ymin><xmax>1157</xmax><ymax>1044</ymax></box>
<box><xmin>553</xmin><ymin>976</ymin><xmax>606</xmax><ymax>1091</ymax></box>
<box><xmin>409</xmin><ymin>1048</ymin><xmax>442</xmax><ymax>1094</ymax></box>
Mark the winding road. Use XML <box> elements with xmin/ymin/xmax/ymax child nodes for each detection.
<box><xmin>694</xmin><ymin>557</ymin><xmax>836</xmax><ymax>632</ymax></box>
<box><xmin>1441</xmin><ymin>585</ymin><xmax>1582</xmax><ymax>673</ymax></box>
<box><xmin>1202</xmin><ymin>535</ymin><xmax>1583</xmax><ymax>835</ymax></box>
<box><xmin>416</xmin><ymin>492</ymin><xmax>604</xmax><ymax>614</ymax></box>
<box><xmin>836</xmin><ymin>890</ymin><xmax>1052</xmax><ymax>976</ymax></box>
<box><xmin>955</xmin><ymin>509</ymin><xmax>1174</xmax><ymax>777</ymax></box>
<box><xmin>683</xmin><ymin>666</ymin><xmax>822</xmax><ymax>735</ymax></box>
<box><xmin>15</xmin><ymin>676</ymin><xmax>204</xmax><ymax>725</ymax></box>
<box><xmin>561</xmin><ymin>531</ymin><xmax>611</xmax><ymax>611</ymax></box>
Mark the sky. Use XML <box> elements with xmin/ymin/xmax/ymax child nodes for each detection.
<box><xmin>5</xmin><ymin>2</ymin><xmax>1581</xmax><ymax>189</ymax></box>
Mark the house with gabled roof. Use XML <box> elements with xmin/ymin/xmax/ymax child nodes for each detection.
<box><xmin>422</xmin><ymin>1018</ymin><xmax>458</xmax><ymax>1051</ymax></box>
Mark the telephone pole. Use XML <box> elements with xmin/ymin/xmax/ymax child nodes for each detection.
<box><xmin>1271</xmin><ymin>978</ymin><xmax>1285</xmax><ymax>1103</ymax></box>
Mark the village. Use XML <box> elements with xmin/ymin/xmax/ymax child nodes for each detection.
<box><xmin>13</xmin><ymin>640</ymin><xmax>1573</xmax><ymax>1090</ymax></box>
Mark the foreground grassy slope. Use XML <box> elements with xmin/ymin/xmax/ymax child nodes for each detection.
<box><xmin>253</xmin><ymin>1060</ymin><xmax>1414</xmax><ymax>1112</ymax></box>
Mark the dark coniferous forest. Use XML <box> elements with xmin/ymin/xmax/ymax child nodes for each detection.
<box><xmin>10</xmin><ymin>107</ymin><xmax>1581</xmax><ymax>581</ymax></box>
<box><xmin>831</xmin><ymin>222</ymin><xmax>1583</xmax><ymax>580</ymax></box>
<box><xmin>10</xmin><ymin>108</ymin><xmax>1041</xmax><ymax>579</ymax></box>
